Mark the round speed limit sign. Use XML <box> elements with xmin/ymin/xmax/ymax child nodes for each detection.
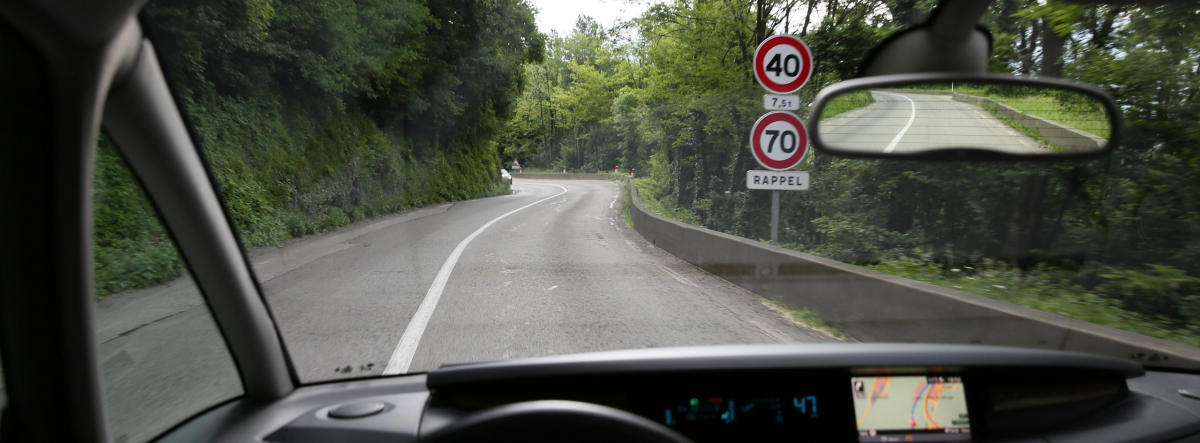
<box><xmin>753</xmin><ymin>35</ymin><xmax>813</xmax><ymax>94</ymax></box>
<box><xmin>750</xmin><ymin>111</ymin><xmax>808</xmax><ymax>171</ymax></box>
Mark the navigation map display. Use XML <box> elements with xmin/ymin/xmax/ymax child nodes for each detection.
<box><xmin>851</xmin><ymin>376</ymin><xmax>971</xmax><ymax>442</ymax></box>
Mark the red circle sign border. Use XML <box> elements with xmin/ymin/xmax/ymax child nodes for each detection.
<box><xmin>753</xmin><ymin>35</ymin><xmax>814</xmax><ymax>94</ymax></box>
<box><xmin>750</xmin><ymin>111</ymin><xmax>808</xmax><ymax>171</ymax></box>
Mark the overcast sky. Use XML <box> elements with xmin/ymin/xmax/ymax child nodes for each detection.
<box><xmin>526</xmin><ymin>0</ymin><xmax>649</xmax><ymax>36</ymax></box>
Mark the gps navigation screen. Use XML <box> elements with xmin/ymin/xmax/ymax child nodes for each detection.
<box><xmin>851</xmin><ymin>376</ymin><xmax>971</xmax><ymax>442</ymax></box>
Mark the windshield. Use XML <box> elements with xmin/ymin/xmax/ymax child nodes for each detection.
<box><xmin>127</xmin><ymin>0</ymin><xmax>1200</xmax><ymax>383</ymax></box>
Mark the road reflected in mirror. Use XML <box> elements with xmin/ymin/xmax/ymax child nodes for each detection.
<box><xmin>815</xmin><ymin>83</ymin><xmax>1113</xmax><ymax>155</ymax></box>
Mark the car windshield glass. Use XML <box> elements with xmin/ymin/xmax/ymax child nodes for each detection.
<box><xmin>135</xmin><ymin>0</ymin><xmax>1200</xmax><ymax>383</ymax></box>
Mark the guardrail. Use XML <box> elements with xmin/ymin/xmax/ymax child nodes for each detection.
<box><xmin>513</xmin><ymin>173</ymin><xmax>617</xmax><ymax>180</ymax></box>
<box><xmin>624</xmin><ymin>179</ymin><xmax>1199</xmax><ymax>369</ymax></box>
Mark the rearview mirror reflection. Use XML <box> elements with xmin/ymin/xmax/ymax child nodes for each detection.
<box><xmin>809</xmin><ymin>76</ymin><xmax>1119</xmax><ymax>159</ymax></box>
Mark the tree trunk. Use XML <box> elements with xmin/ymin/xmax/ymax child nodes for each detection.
<box><xmin>801</xmin><ymin>0</ymin><xmax>815</xmax><ymax>36</ymax></box>
<box><xmin>754</xmin><ymin>0</ymin><xmax>769</xmax><ymax>46</ymax></box>
<box><xmin>888</xmin><ymin>0</ymin><xmax>924</xmax><ymax>27</ymax></box>
<box><xmin>886</xmin><ymin>176</ymin><xmax>916</xmax><ymax>234</ymax></box>
<box><xmin>1092</xmin><ymin>6</ymin><xmax>1121</xmax><ymax>49</ymax></box>
<box><xmin>1001</xmin><ymin>174</ymin><xmax>1051</xmax><ymax>264</ymax></box>
<box><xmin>784</xmin><ymin>0</ymin><xmax>791</xmax><ymax>34</ymax></box>
<box><xmin>1001</xmin><ymin>24</ymin><xmax>1065</xmax><ymax>265</ymax></box>
<box><xmin>1019</xmin><ymin>21</ymin><xmax>1038</xmax><ymax>75</ymax></box>
<box><xmin>1040</xmin><ymin>18</ymin><xmax>1065</xmax><ymax>78</ymax></box>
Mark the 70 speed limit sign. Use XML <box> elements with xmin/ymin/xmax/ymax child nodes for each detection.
<box><xmin>750</xmin><ymin>111</ymin><xmax>808</xmax><ymax>171</ymax></box>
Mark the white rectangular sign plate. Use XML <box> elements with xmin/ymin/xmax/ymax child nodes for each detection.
<box><xmin>747</xmin><ymin>170</ymin><xmax>809</xmax><ymax>190</ymax></box>
<box><xmin>763</xmin><ymin>94</ymin><xmax>801</xmax><ymax>111</ymax></box>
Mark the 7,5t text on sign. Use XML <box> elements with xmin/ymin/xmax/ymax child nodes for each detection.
<box><xmin>763</xmin><ymin>94</ymin><xmax>800</xmax><ymax>110</ymax></box>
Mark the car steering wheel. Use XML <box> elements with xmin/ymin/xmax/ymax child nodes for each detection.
<box><xmin>420</xmin><ymin>400</ymin><xmax>695</xmax><ymax>443</ymax></box>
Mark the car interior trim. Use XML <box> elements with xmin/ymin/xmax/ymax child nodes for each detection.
<box><xmin>426</xmin><ymin>344</ymin><xmax>1145</xmax><ymax>387</ymax></box>
<box><xmin>101</xmin><ymin>39</ymin><xmax>295</xmax><ymax>400</ymax></box>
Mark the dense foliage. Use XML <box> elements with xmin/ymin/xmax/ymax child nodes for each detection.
<box><xmin>94</xmin><ymin>0</ymin><xmax>540</xmax><ymax>296</ymax></box>
<box><xmin>499</xmin><ymin>0</ymin><xmax>1200</xmax><ymax>343</ymax></box>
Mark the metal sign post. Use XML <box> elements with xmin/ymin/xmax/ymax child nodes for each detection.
<box><xmin>749</xmin><ymin>112</ymin><xmax>809</xmax><ymax>246</ymax></box>
<box><xmin>771</xmin><ymin>190</ymin><xmax>780</xmax><ymax>245</ymax></box>
<box><xmin>747</xmin><ymin>171</ymin><xmax>809</xmax><ymax>245</ymax></box>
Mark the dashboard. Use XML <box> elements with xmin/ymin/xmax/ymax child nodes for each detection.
<box><xmin>422</xmin><ymin>365</ymin><xmax>1129</xmax><ymax>442</ymax></box>
<box><xmin>162</xmin><ymin>344</ymin><xmax>1200</xmax><ymax>443</ymax></box>
<box><xmin>426</xmin><ymin>369</ymin><xmax>981</xmax><ymax>442</ymax></box>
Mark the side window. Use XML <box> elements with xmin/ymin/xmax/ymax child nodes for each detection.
<box><xmin>92</xmin><ymin>137</ymin><xmax>243</xmax><ymax>443</ymax></box>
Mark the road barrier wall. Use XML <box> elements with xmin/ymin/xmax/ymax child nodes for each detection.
<box><xmin>514</xmin><ymin>173</ymin><xmax>617</xmax><ymax>180</ymax></box>
<box><xmin>951</xmin><ymin>92</ymin><xmax>1106</xmax><ymax>152</ymax></box>
<box><xmin>625</xmin><ymin>179</ymin><xmax>1199</xmax><ymax>368</ymax></box>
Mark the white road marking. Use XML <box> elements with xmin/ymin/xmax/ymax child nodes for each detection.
<box><xmin>383</xmin><ymin>184</ymin><xmax>569</xmax><ymax>374</ymax></box>
<box><xmin>878</xmin><ymin>92</ymin><xmax>916</xmax><ymax>153</ymax></box>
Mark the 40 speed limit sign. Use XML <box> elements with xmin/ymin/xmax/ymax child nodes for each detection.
<box><xmin>753</xmin><ymin>35</ymin><xmax>813</xmax><ymax>94</ymax></box>
<box><xmin>750</xmin><ymin>111</ymin><xmax>808</xmax><ymax>171</ymax></box>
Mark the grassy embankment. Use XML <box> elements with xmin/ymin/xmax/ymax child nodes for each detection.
<box><xmin>868</xmin><ymin>258</ymin><xmax>1200</xmax><ymax>347</ymax></box>
<box><xmin>956</xmin><ymin>88</ymin><xmax>1110</xmax><ymax>138</ymax></box>
<box><xmin>819</xmin><ymin>91</ymin><xmax>875</xmax><ymax>120</ymax></box>
<box><xmin>94</xmin><ymin>104</ymin><xmax>512</xmax><ymax>298</ymax></box>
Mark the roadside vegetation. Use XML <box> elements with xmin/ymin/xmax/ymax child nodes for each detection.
<box><xmin>977</xmin><ymin>100</ymin><xmax>1061</xmax><ymax>150</ymax></box>
<box><xmin>94</xmin><ymin>139</ymin><xmax>188</xmax><ymax>296</ymax></box>
<box><xmin>504</xmin><ymin>0</ymin><xmax>1200</xmax><ymax>347</ymax></box>
<box><xmin>958</xmin><ymin>87</ymin><xmax>1111</xmax><ymax>138</ymax></box>
<box><xmin>762</xmin><ymin>300</ymin><xmax>852</xmax><ymax>341</ymax></box>
<box><xmin>94</xmin><ymin>0</ymin><xmax>539</xmax><ymax>297</ymax></box>
<box><xmin>868</xmin><ymin>258</ymin><xmax>1200</xmax><ymax>347</ymax></box>
<box><xmin>819</xmin><ymin>91</ymin><xmax>876</xmax><ymax>120</ymax></box>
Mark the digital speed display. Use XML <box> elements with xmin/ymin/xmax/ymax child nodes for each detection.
<box><xmin>632</xmin><ymin>371</ymin><xmax>973</xmax><ymax>442</ymax></box>
<box><xmin>663</xmin><ymin>394</ymin><xmax>820</xmax><ymax>427</ymax></box>
<box><xmin>851</xmin><ymin>376</ymin><xmax>971</xmax><ymax>442</ymax></box>
<box><xmin>644</xmin><ymin>371</ymin><xmax>852</xmax><ymax>443</ymax></box>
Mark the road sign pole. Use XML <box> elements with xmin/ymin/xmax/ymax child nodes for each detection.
<box><xmin>770</xmin><ymin>190</ymin><xmax>780</xmax><ymax>246</ymax></box>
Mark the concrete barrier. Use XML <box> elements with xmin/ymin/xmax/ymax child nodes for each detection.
<box><xmin>514</xmin><ymin>173</ymin><xmax>618</xmax><ymax>180</ymax></box>
<box><xmin>625</xmin><ymin>179</ymin><xmax>1200</xmax><ymax>369</ymax></box>
<box><xmin>952</xmin><ymin>92</ymin><xmax>1107</xmax><ymax>152</ymax></box>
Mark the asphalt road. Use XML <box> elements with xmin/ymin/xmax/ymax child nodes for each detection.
<box><xmin>261</xmin><ymin>179</ymin><xmax>834</xmax><ymax>379</ymax></box>
<box><xmin>819</xmin><ymin>91</ymin><xmax>1047</xmax><ymax>154</ymax></box>
<box><xmin>93</xmin><ymin>179</ymin><xmax>835</xmax><ymax>442</ymax></box>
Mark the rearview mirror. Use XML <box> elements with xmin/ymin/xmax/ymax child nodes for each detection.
<box><xmin>807</xmin><ymin>74</ymin><xmax>1121</xmax><ymax>159</ymax></box>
